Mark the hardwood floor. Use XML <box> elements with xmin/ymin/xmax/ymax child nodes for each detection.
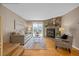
<box><xmin>22</xmin><ymin>37</ymin><xmax>79</xmax><ymax>56</ymax></box>
<box><xmin>3</xmin><ymin>43</ymin><xmax>24</xmax><ymax>56</ymax></box>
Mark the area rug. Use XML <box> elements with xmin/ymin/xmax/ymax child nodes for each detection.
<box><xmin>24</xmin><ymin>36</ymin><xmax>47</xmax><ymax>49</ymax></box>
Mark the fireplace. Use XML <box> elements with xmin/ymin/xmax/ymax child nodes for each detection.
<box><xmin>46</xmin><ymin>28</ymin><xmax>55</xmax><ymax>38</ymax></box>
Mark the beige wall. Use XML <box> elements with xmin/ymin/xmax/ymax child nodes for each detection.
<box><xmin>62</xmin><ymin>7</ymin><xmax>79</xmax><ymax>49</ymax></box>
<box><xmin>0</xmin><ymin>4</ymin><xmax>27</xmax><ymax>43</ymax></box>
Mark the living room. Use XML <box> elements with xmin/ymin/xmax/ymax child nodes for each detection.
<box><xmin>0</xmin><ymin>3</ymin><xmax>79</xmax><ymax>56</ymax></box>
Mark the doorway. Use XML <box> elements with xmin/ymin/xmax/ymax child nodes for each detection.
<box><xmin>32</xmin><ymin>22</ymin><xmax>43</xmax><ymax>37</ymax></box>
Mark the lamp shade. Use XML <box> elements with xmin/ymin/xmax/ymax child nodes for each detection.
<box><xmin>59</xmin><ymin>27</ymin><xmax>64</xmax><ymax>32</ymax></box>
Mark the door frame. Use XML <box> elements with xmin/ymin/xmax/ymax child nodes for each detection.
<box><xmin>0</xmin><ymin>16</ymin><xmax>3</xmax><ymax>56</ymax></box>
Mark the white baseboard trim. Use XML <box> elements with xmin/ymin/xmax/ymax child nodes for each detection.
<box><xmin>72</xmin><ymin>45</ymin><xmax>79</xmax><ymax>50</ymax></box>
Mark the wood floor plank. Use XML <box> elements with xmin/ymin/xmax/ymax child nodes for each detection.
<box><xmin>22</xmin><ymin>37</ymin><xmax>79</xmax><ymax>56</ymax></box>
<box><xmin>11</xmin><ymin>46</ymin><xmax>24</xmax><ymax>56</ymax></box>
<box><xmin>3</xmin><ymin>43</ymin><xmax>20</xmax><ymax>56</ymax></box>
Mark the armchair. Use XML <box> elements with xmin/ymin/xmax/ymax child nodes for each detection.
<box><xmin>55</xmin><ymin>36</ymin><xmax>73</xmax><ymax>53</ymax></box>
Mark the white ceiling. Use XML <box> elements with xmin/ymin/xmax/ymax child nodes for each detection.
<box><xmin>2</xmin><ymin>3</ymin><xmax>79</xmax><ymax>20</ymax></box>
